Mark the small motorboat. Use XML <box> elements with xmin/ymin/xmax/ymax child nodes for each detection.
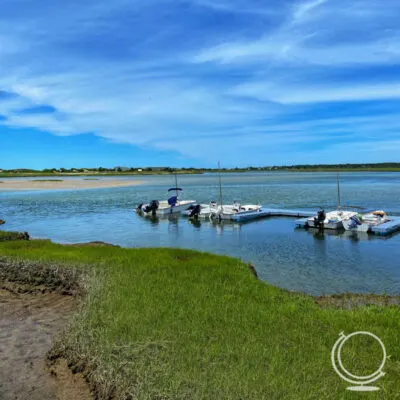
<box><xmin>307</xmin><ymin>173</ymin><xmax>358</xmax><ymax>230</ymax></box>
<box><xmin>342</xmin><ymin>210</ymin><xmax>388</xmax><ymax>232</ymax></box>
<box><xmin>209</xmin><ymin>201</ymin><xmax>262</xmax><ymax>221</ymax></box>
<box><xmin>182</xmin><ymin>202</ymin><xmax>217</xmax><ymax>219</ymax></box>
<box><xmin>183</xmin><ymin>201</ymin><xmax>262</xmax><ymax>221</ymax></box>
<box><xmin>136</xmin><ymin>171</ymin><xmax>196</xmax><ymax>216</ymax></box>
<box><xmin>136</xmin><ymin>189</ymin><xmax>196</xmax><ymax>216</ymax></box>
<box><xmin>307</xmin><ymin>209</ymin><xmax>358</xmax><ymax>230</ymax></box>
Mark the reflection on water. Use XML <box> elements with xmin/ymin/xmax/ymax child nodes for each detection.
<box><xmin>1</xmin><ymin>172</ymin><xmax>400</xmax><ymax>295</ymax></box>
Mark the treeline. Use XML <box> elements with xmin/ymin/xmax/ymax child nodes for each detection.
<box><xmin>273</xmin><ymin>163</ymin><xmax>400</xmax><ymax>170</ymax></box>
<box><xmin>1</xmin><ymin>163</ymin><xmax>399</xmax><ymax>175</ymax></box>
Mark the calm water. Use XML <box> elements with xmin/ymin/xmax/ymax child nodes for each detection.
<box><xmin>1</xmin><ymin>172</ymin><xmax>400</xmax><ymax>295</ymax></box>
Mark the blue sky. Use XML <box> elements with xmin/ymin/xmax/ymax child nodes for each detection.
<box><xmin>0</xmin><ymin>0</ymin><xmax>399</xmax><ymax>168</ymax></box>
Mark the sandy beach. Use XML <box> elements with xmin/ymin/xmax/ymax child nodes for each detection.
<box><xmin>0</xmin><ymin>178</ymin><xmax>142</xmax><ymax>191</ymax></box>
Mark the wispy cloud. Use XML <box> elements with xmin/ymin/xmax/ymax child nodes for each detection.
<box><xmin>292</xmin><ymin>0</ymin><xmax>328</xmax><ymax>22</ymax></box>
<box><xmin>231</xmin><ymin>82</ymin><xmax>400</xmax><ymax>104</ymax></box>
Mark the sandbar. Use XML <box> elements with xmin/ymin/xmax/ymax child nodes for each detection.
<box><xmin>0</xmin><ymin>179</ymin><xmax>142</xmax><ymax>191</ymax></box>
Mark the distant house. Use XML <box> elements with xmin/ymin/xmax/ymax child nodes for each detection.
<box><xmin>137</xmin><ymin>168</ymin><xmax>143</xmax><ymax>172</ymax></box>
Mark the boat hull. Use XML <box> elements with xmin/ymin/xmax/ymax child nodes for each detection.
<box><xmin>211</xmin><ymin>205</ymin><xmax>262</xmax><ymax>221</ymax></box>
<box><xmin>156</xmin><ymin>200</ymin><xmax>197</xmax><ymax>216</ymax></box>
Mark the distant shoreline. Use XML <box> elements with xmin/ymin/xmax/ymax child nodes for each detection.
<box><xmin>0</xmin><ymin>178</ymin><xmax>143</xmax><ymax>191</ymax></box>
<box><xmin>1</xmin><ymin>167</ymin><xmax>400</xmax><ymax>178</ymax></box>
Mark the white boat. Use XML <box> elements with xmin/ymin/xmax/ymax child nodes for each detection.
<box><xmin>137</xmin><ymin>195</ymin><xmax>196</xmax><ymax>216</ymax></box>
<box><xmin>307</xmin><ymin>173</ymin><xmax>358</xmax><ymax>230</ymax></box>
<box><xmin>342</xmin><ymin>210</ymin><xmax>388</xmax><ymax>232</ymax></box>
<box><xmin>136</xmin><ymin>175</ymin><xmax>196</xmax><ymax>216</ymax></box>
<box><xmin>210</xmin><ymin>201</ymin><xmax>262</xmax><ymax>221</ymax></box>
<box><xmin>307</xmin><ymin>209</ymin><xmax>358</xmax><ymax>230</ymax></box>
<box><xmin>183</xmin><ymin>201</ymin><xmax>262</xmax><ymax>221</ymax></box>
<box><xmin>182</xmin><ymin>202</ymin><xmax>217</xmax><ymax>218</ymax></box>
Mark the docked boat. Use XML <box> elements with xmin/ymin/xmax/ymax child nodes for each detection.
<box><xmin>307</xmin><ymin>209</ymin><xmax>358</xmax><ymax>230</ymax></box>
<box><xmin>183</xmin><ymin>201</ymin><xmax>262</xmax><ymax>221</ymax></box>
<box><xmin>307</xmin><ymin>173</ymin><xmax>358</xmax><ymax>230</ymax></box>
<box><xmin>136</xmin><ymin>173</ymin><xmax>196</xmax><ymax>216</ymax></box>
<box><xmin>342</xmin><ymin>210</ymin><xmax>388</xmax><ymax>232</ymax></box>
<box><xmin>137</xmin><ymin>189</ymin><xmax>196</xmax><ymax>216</ymax></box>
<box><xmin>182</xmin><ymin>202</ymin><xmax>217</xmax><ymax>218</ymax></box>
<box><xmin>210</xmin><ymin>201</ymin><xmax>262</xmax><ymax>221</ymax></box>
<box><xmin>194</xmin><ymin>164</ymin><xmax>262</xmax><ymax>221</ymax></box>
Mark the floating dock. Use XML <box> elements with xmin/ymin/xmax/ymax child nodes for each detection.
<box><xmin>183</xmin><ymin>205</ymin><xmax>400</xmax><ymax>236</ymax></box>
<box><xmin>231</xmin><ymin>208</ymin><xmax>314</xmax><ymax>222</ymax></box>
<box><xmin>371</xmin><ymin>216</ymin><xmax>400</xmax><ymax>236</ymax></box>
<box><xmin>295</xmin><ymin>215</ymin><xmax>400</xmax><ymax>236</ymax></box>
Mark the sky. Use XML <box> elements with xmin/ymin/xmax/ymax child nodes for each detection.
<box><xmin>0</xmin><ymin>0</ymin><xmax>399</xmax><ymax>169</ymax></box>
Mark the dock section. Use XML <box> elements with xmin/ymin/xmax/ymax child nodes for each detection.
<box><xmin>232</xmin><ymin>208</ymin><xmax>314</xmax><ymax>222</ymax></box>
<box><xmin>371</xmin><ymin>216</ymin><xmax>400</xmax><ymax>236</ymax></box>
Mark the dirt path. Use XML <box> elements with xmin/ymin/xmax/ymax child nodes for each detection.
<box><xmin>0</xmin><ymin>289</ymin><xmax>92</xmax><ymax>400</ymax></box>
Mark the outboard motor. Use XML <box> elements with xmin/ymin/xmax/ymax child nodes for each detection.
<box><xmin>348</xmin><ymin>214</ymin><xmax>362</xmax><ymax>229</ymax></box>
<box><xmin>143</xmin><ymin>200</ymin><xmax>159</xmax><ymax>215</ymax></box>
<box><xmin>189</xmin><ymin>204</ymin><xmax>201</xmax><ymax>219</ymax></box>
<box><xmin>314</xmin><ymin>208</ymin><xmax>326</xmax><ymax>230</ymax></box>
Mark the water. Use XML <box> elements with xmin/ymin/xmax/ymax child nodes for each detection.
<box><xmin>1</xmin><ymin>172</ymin><xmax>400</xmax><ymax>295</ymax></box>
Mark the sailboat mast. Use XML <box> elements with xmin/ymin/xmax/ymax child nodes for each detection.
<box><xmin>337</xmin><ymin>172</ymin><xmax>341</xmax><ymax>210</ymax></box>
<box><xmin>218</xmin><ymin>162</ymin><xmax>223</xmax><ymax>211</ymax></box>
<box><xmin>175</xmin><ymin>169</ymin><xmax>178</xmax><ymax>198</ymax></box>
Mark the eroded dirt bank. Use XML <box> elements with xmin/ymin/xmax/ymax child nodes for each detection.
<box><xmin>0</xmin><ymin>288</ymin><xmax>91</xmax><ymax>400</ymax></box>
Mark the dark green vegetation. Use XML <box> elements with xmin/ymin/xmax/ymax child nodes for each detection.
<box><xmin>0</xmin><ymin>230</ymin><xmax>29</xmax><ymax>241</ymax></box>
<box><xmin>1</xmin><ymin>236</ymin><xmax>399</xmax><ymax>399</ymax></box>
<box><xmin>1</xmin><ymin>162</ymin><xmax>400</xmax><ymax>177</ymax></box>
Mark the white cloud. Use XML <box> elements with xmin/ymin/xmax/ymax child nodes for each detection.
<box><xmin>232</xmin><ymin>82</ymin><xmax>400</xmax><ymax>104</ymax></box>
<box><xmin>192</xmin><ymin>0</ymin><xmax>400</xmax><ymax>66</ymax></box>
<box><xmin>292</xmin><ymin>0</ymin><xmax>327</xmax><ymax>22</ymax></box>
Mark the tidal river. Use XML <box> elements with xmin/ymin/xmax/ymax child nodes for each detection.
<box><xmin>1</xmin><ymin>172</ymin><xmax>400</xmax><ymax>295</ymax></box>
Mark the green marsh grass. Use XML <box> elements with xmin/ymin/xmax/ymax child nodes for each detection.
<box><xmin>1</xmin><ymin>240</ymin><xmax>399</xmax><ymax>399</ymax></box>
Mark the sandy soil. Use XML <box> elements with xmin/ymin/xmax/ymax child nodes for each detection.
<box><xmin>0</xmin><ymin>179</ymin><xmax>142</xmax><ymax>190</ymax></box>
<box><xmin>0</xmin><ymin>289</ymin><xmax>92</xmax><ymax>400</ymax></box>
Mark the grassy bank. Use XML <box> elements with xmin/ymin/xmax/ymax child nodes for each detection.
<box><xmin>1</xmin><ymin>238</ymin><xmax>399</xmax><ymax>399</ymax></box>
